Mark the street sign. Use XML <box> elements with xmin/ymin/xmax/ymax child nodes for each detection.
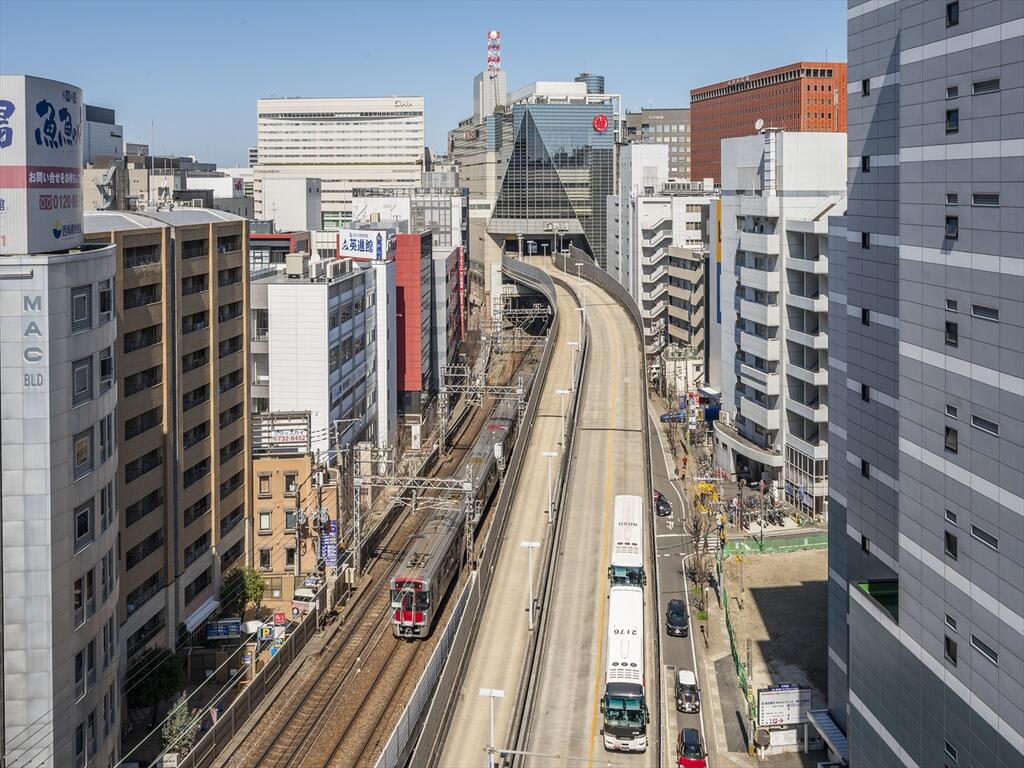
<box><xmin>273</xmin><ymin>611</ymin><xmax>286</xmax><ymax>626</ymax></box>
<box><xmin>259</xmin><ymin>625</ymin><xmax>273</xmax><ymax>641</ymax></box>
<box><xmin>757</xmin><ymin>685</ymin><xmax>811</xmax><ymax>727</ymax></box>
<box><xmin>205</xmin><ymin>618</ymin><xmax>242</xmax><ymax>640</ymax></box>
<box><xmin>322</xmin><ymin>520</ymin><xmax>338</xmax><ymax>568</ymax></box>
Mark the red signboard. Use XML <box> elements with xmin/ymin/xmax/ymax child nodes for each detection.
<box><xmin>592</xmin><ymin>114</ymin><xmax>608</xmax><ymax>133</ymax></box>
<box><xmin>273</xmin><ymin>611</ymin><xmax>286</xmax><ymax>626</ymax></box>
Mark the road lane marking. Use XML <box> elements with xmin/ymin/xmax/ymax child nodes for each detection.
<box><xmin>587</xmin><ymin>302</ymin><xmax>618</xmax><ymax>767</ymax></box>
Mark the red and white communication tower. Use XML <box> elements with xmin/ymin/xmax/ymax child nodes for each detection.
<box><xmin>487</xmin><ymin>30</ymin><xmax>501</xmax><ymax>75</ymax></box>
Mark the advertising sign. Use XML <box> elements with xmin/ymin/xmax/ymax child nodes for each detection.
<box><xmin>337</xmin><ymin>228</ymin><xmax>389</xmax><ymax>261</ymax></box>
<box><xmin>273</xmin><ymin>611</ymin><xmax>286</xmax><ymax>626</ymax></box>
<box><xmin>757</xmin><ymin>685</ymin><xmax>811</xmax><ymax>727</ymax></box>
<box><xmin>259</xmin><ymin>625</ymin><xmax>273</xmax><ymax>641</ymax></box>
<box><xmin>205</xmin><ymin>618</ymin><xmax>242</xmax><ymax>640</ymax></box>
<box><xmin>321</xmin><ymin>520</ymin><xmax>338</xmax><ymax>568</ymax></box>
<box><xmin>0</xmin><ymin>75</ymin><xmax>84</xmax><ymax>255</ymax></box>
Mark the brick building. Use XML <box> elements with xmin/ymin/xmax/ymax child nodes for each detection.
<box><xmin>395</xmin><ymin>231</ymin><xmax>434</xmax><ymax>412</ymax></box>
<box><xmin>690</xmin><ymin>61</ymin><xmax>847</xmax><ymax>184</ymax></box>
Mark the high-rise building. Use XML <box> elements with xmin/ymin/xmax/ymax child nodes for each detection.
<box><xmin>254</xmin><ymin>97</ymin><xmax>424</xmax><ymax>229</ymax></box>
<box><xmin>83</xmin><ymin>104</ymin><xmax>123</xmax><ymax>165</ymax></box>
<box><xmin>714</xmin><ymin>130</ymin><xmax>846</xmax><ymax>518</ymax></box>
<box><xmin>84</xmin><ymin>208</ymin><xmax>251</xmax><ymax>673</ymax></box>
<box><xmin>575</xmin><ymin>72</ymin><xmax>605</xmax><ymax>94</ymax></box>
<box><xmin>690</xmin><ymin>61</ymin><xmax>847</xmax><ymax>184</ymax></box>
<box><xmin>352</xmin><ymin>186</ymin><xmax>468</xmax><ymax>250</ymax></box>
<box><xmin>1</xmin><ymin>75</ymin><xmax>121</xmax><ymax>768</ymax></box>
<box><xmin>823</xmin><ymin>3</ymin><xmax>1024</xmax><ymax>767</ymax></box>
<box><xmin>623</xmin><ymin>107</ymin><xmax>692</xmax><ymax>180</ymax></box>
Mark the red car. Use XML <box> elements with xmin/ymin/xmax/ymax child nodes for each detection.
<box><xmin>677</xmin><ymin>727</ymin><xmax>707</xmax><ymax>767</ymax></box>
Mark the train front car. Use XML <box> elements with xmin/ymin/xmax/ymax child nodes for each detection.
<box><xmin>390</xmin><ymin>506</ymin><xmax>463</xmax><ymax>639</ymax></box>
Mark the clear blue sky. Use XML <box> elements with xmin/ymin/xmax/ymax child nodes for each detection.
<box><xmin>1</xmin><ymin>0</ymin><xmax>846</xmax><ymax>166</ymax></box>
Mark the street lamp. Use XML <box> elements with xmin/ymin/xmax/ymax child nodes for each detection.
<box><xmin>542</xmin><ymin>450</ymin><xmax>558</xmax><ymax>523</ymax></box>
<box><xmin>556</xmin><ymin>389</ymin><xmax>570</xmax><ymax>446</ymax></box>
<box><xmin>520</xmin><ymin>541</ymin><xmax>540</xmax><ymax>630</ymax></box>
<box><xmin>479</xmin><ymin>688</ymin><xmax>505</xmax><ymax>768</ymax></box>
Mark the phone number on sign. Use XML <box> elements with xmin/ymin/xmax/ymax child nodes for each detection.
<box><xmin>38</xmin><ymin>194</ymin><xmax>80</xmax><ymax>210</ymax></box>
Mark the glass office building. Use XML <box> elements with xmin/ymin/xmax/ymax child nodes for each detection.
<box><xmin>492</xmin><ymin>103</ymin><xmax>615</xmax><ymax>266</ymax></box>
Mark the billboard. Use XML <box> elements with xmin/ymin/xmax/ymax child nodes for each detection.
<box><xmin>0</xmin><ymin>75</ymin><xmax>84</xmax><ymax>255</ymax></box>
<box><xmin>757</xmin><ymin>685</ymin><xmax>811</xmax><ymax>727</ymax></box>
<box><xmin>336</xmin><ymin>228</ymin><xmax>391</xmax><ymax>261</ymax></box>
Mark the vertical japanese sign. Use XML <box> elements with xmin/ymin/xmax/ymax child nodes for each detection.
<box><xmin>0</xmin><ymin>75</ymin><xmax>84</xmax><ymax>255</ymax></box>
<box><xmin>321</xmin><ymin>519</ymin><xmax>338</xmax><ymax>567</ymax></box>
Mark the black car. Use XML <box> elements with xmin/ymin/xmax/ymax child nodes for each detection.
<box><xmin>655</xmin><ymin>492</ymin><xmax>672</xmax><ymax>517</ymax></box>
<box><xmin>666</xmin><ymin>598</ymin><xmax>689</xmax><ymax>637</ymax></box>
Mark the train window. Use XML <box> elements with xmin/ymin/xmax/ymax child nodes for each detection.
<box><xmin>416</xmin><ymin>591</ymin><xmax>430</xmax><ymax>610</ymax></box>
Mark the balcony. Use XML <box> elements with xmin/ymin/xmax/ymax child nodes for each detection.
<box><xmin>788</xmin><ymin>328</ymin><xmax>829</xmax><ymax>350</ymax></box>
<box><xmin>739</xmin><ymin>331</ymin><xmax>780</xmax><ymax>361</ymax></box>
<box><xmin>643</xmin><ymin>282</ymin><xmax>668</xmax><ymax>302</ymax></box>
<box><xmin>739</xmin><ymin>364</ymin><xmax>780</xmax><ymax>396</ymax></box>
<box><xmin>739</xmin><ymin>194</ymin><xmax>779</xmax><ymax>218</ymax></box>
<box><xmin>855</xmin><ymin>579</ymin><xmax>899</xmax><ymax>624</ymax></box>
<box><xmin>643</xmin><ymin>229</ymin><xmax>672</xmax><ymax>249</ymax></box>
<box><xmin>739</xmin><ymin>299</ymin><xmax>780</xmax><ymax>326</ymax></box>
<box><xmin>738</xmin><ymin>395</ymin><xmax>780</xmax><ymax>431</ymax></box>
<box><xmin>642</xmin><ymin>247</ymin><xmax>669</xmax><ymax>267</ymax></box>
<box><xmin>786</xmin><ymin>293</ymin><xmax>828</xmax><ymax>313</ymax></box>
<box><xmin>787</xmin><ymin>255</ymin><xmax>829</xmax><ymax>274</ymax></box>
<box><xmin>645</xmin><ymin>263</ymin><xmax>669</xmax><ymax>284</ymax></box>
<box><xmin>786</xmin><ymin>432</ymin><xmax>828</xmax><ymax>461</ymax></box>
<box><xmin>714</xmin><ymin>418</ymin><xmax>784</xmax><ymax>468</ymax></box>
<box><xmin>788</xmin><ymin>363</ymin><xmax>828</xmax><ymax>386</ymax></box>
<box><xmin>739</xmin><ymin>230</ymin><xmax>780</xmax><ymax>255</ymax></box>
<box><xmin>737</xmin><ymin>265</ymin><xmax>780</xmax><ymax>292</ymax></box>
<box><xmin>787</xmin><ymin>398</ymin><xmax>829</xmax><ymax>423</ymax></box>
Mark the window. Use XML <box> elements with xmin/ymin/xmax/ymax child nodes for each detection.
<box><xmin>73</xmin><ymin>428</ymin><xmax>93</xmax><ymax>480</ymax></box>
<box><xmin>972</xmin><ymin>192</ymin><xmax>1000</xmax><ymax>206</ymax></box>
<box><xmin>944</xmin><ymin>427</ymin><xmax>958</xmax><ymax>453</ymax></box>
<box><xmin>183</xmin><ymin>384</ymin><xmax>209</xmax><ymax>411</ymax></box>
<box><xmin>971</xmin><ymin>634</ymin><xmax>998</xmax><ymax>665</ymax></box>
<box><xmin>861</xmin><ymin>460</ymin><xmax>870</xmax><ymax>479</ymax></box>
<box><xmin>945</xmin><ymin>299</ymin><xmax>958</xmax><ymax>312</ymax></box>
<box><xmin>945</xmin><ymin>109</ymin><xmax>959</xmax><ymax>133</ymax></box>
<box><xmin>285</xmin><ymin>547</ymin><xmax>296</xmax><ymax>568</ymax></box>
<box><xmin>184</xmin><ymin>568</ymin><xmax>212</xmax><ymax>605</ymax></box>
<box><xmin>259</xmin><ymin>548</ymin><xmax>272</xmax><ymax>570</ymax></box>
<box><xmin>258</xmin><ymin>474</ymin><xmax>271</xmax><ymax>497</ymax></box>
<box><xmin>125</xmin><ymin>446</ymin><xmax>162</xmax><ymax>483</ymax></box>
<box><xmin>99</xmin><ymin>347</ymin><xmax>114</xmax><ymax>392</ymax></box>
<box><xmin>944</xmin><ymin>635</ymin><xmax>958</xmax><ymax>666</ymax></box>
<box><xmin>285</xmin><ymin>509</ymin><xmax>296</xmax><ymax>531</ymax></box>
<box><xmin>182</xmin><ymin>310</ymin><xmax>208</xmax><ymax>335</ymax></box>
<box><xmin>284</xmin><ymin>473</ymin><xmax>297</xmax><ymax>496</ymax></box>
<box><xmin>946</xmin><ymin>85</ymin><xmax>959</xmax><ymax>99</ymax></box>
<box><xmin>861</xmin><ymin>232</ymin><xmax>870</xmax><ymax>249</ymax></box>
<box><xmin>971</xmin><ymin>524</ymin><xmax>999</xmax><ymax>551</ymax></box>
<box><xmin>86</xmin><ymin>640</ymin><xmax>96</xmax><ymax>687</ymax></box>
<box><xmin>125</xmin><ymin>407</ymin><xmax>161</xmax><ymax>440</ymax></box>
<box><xmin>861</xmin><ymin>384</ymin><xmax>870</xmax><ymax>402</ymax></box>
<box><xmin>945</xmin><ymin>509</ymin><xmax>958</xmax><ymax>526</ymax></box>
<box><xmin>973</xmin><ymin>78</ymin><xmax>1000</xmax><ymax>94</ymax></box>
<box><xmin>861</xmin><ymin>308</ymin><xmax>870</xmax><ymax>326</ymax></box>
<box><xmin>971</xmin><ymin>304</ymin><xmax>999</xmax><ymax>322</ymax></box>
<box><xmin>945</xmin><ymin>404</ymin><xmax>959</xmax><ymax>419</ymax></box>
<box><xmin>123</xmin><ymin>243</ymin><xmax>160</xmax><ymax>268</ymax></box>
<box><xmin>258</xmin><ymin>510</ymin><xmax>271</xmax><ymax>533</ymax></box>
<box><xmin>75</xmin><ymin>722</ymin><xmax>85</xmax><ymax>766</ymax></box>
<box><xmin>182</xmin><ymin>494</ymin><xmax>211</xmax><ymax>527</ymax></box>
<box><xmin>946</xmin><ymin>1</ymin><xmax>959</xmax><ymax>27</ymax></box>
<box><xmin>98</xmin><ymin>278</ymin><xmax>113</xmax><ymax>323</ymax></box>
<box><xmin>861</xmin><ymin>155</ymin><xmax>870</xmax><ymax>173</ymax></box>
<box><xmin>944</xmin><ymin>531</ymin><xmax>958</xmax><ymax>560</ymax></box>
<box><xmin>74</xmin><ymin>576</ymin><xmax>85</xmax><ymax>626</ymax></box>
<box><xmin>181</xmin><ymin>273</ymin><xmax>208</xmax><ymax>295</ymax></box>
<box><xmin>945</xmin><ymin>192</ymin><xmax>958</xmax><ymax>205</ymax></box>
<box><xmin>183</xmin><ymin>458</ymin><xmax>210</xmax><ymax>488</ymax></box>
<box><xmin>945</xmin><ymin>216</ymin><xmax>958</xmax><ymax>239</ymax></box>
<box><xmin>945</xmin><ymin>613</ymin><xmax>958</xmax><ymax>632</ymax></box>
<box><xmin>182</xmin><ymin>347</ymin><xmax>209</xmax><ymax>373</ymax></box>
<box><xmin>183</xmin><ymin>421</ymin><xmax>210</xmax><ymax>449</ymax></box>
<box><xmin>125</xmin><ymin>364</ymin><xmax>161</xmax><ymax>395</ymax></box>
<box><xmin>861</xmin><ymin>535</ymin><xmax>870</xmax><ymax>553</ymax></box>
<box><xmin>971</xmin><ymin>414</ymin><xmax>999</xmax><ymax>435</ymax></box>
<box><xmin>945</xmin><ymin>321</ymin><xmax>958</xmax><ymax>347</ymax></box>
<box><xmin>944</xmin><ymin>740</ymin><xmax>958</xmax><ymax>764</ymax></box>
<box><xmin>71</xmin><ymin>285</ymin><xmax>92</xmax><ymax>332</ymax></box>
<box><xmin>72</xmin><ymin>357</ymin><xmax>93</xmax><ymax>406</ymax></box>
<box><xmin>181</xmin><ymin>238</ymin><xmax>208</xmax><ymax>259</ymax></box>
<box><xmin>861</xmin><ymin>79</ymin><xmax>870</xmax><ymax>96</ymax></box>
<box><xmin>123</xmin><ymin>283</ymin><xmax>161</xmax><ymax>309</ymax></box>
<box><xmin>73</xmin><ymin>499</ymin><xmax>93</xmax><ymax>552</ymax></box>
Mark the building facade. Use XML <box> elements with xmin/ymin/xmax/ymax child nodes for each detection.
<box><xmin>352</xmin><ymin>186</ymin><xmax>467</xmax><ymax>251</ymax></box>
<box><xmin>623</xmin><ymin>107</ymin><xmax>691</xmax><ymax>180</ymax></box>
<box><xmin>85</xmin><ymin>208</ymin><xmax>251</xmax><ymax>672</ymax></box>
<box><xmin>713</xmin><ymin>131</ymin><xmax>846</xmax><ymax>518</ymax></box>
<box><xmin>690</xmin><ymin>61</ymin><xmax>848</xmax><ymax>184</ymax></box>
<box><xmin>825</xmin><ymin>3</ymin><xmax>1024</xmax><ymax>768</ymax></box>
<box><xmin>394</xmin><ymin>231</ymin><xmax>434</xmax><ymax>413</ymax></box>
<box><xmin>83</xmin><ymin>104</ymin><xmax>123</xmax><ymax>165</ymax></box>
<box><xmin>254</xmin><ymin>97</ymin><xmax>424</xmax><ymax>229</ymax></box>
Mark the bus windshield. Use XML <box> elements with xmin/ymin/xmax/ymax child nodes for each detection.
<box><xmin>603</xmin><ymin>696</ymin><xmax>647</xmax><ymax>727</ymax></box>
<box><xmin>610</xmin><ymin>566</ymin><xmax>644</xmax><ymax>586</ymax></box>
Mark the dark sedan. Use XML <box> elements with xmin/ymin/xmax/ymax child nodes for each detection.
<box><xmin>666</xmin><ymin>598</ymin><xmax>689</xmax><ymax>637</ymax></box>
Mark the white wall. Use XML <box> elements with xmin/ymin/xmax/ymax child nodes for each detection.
<box><xmin>260</xmin><ymin>177</ymin><xmax>322</xmax><ymax>231</ymax></box>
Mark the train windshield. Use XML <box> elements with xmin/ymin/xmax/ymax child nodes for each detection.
<box><xmin>603</xmin><ymin>696</ymin><xmax>647</xmax><ymax>727</ymax></box>
<box><xmin>390</xmin><ymin>587</ymin><xmax>430</xmax><ymax>610</ymax></box>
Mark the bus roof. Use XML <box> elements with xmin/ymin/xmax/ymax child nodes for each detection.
<box><xmin>606</xmin><ymin>585</ymin><xmax>644</xmax><ymax>684</ymax></box>
<box><xmin>611</xmin><ymin>496</ymin><xmax>644</xmax><ymax>570</ymax></box>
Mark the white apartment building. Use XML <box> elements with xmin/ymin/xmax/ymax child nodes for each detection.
<box><xmin>254</xmin><ymin>96</ymin><xmax>424</xmax><ymax>229</ymax></box>
<box><xmin>607</xmin><ymin>143</ymin><xmax>712</xmax><ymax>357</ymax></box>
<box><xmin>250</xmin><ymin>250</ymin><xmax>397</xmax><ymax>453</ymax></box>
<box><xmin>714</xmin><ymin>130</ymin><xmax>846</xmax><ymax>516</ymax></box>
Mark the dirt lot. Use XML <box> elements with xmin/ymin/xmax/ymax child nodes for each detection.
<box><xmin>722</xmin><ymin>548</ymin><xmax>828</xmax><ymax>710</ymax></box>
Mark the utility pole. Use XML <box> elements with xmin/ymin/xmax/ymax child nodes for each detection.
<box><xmin>542</xmin><ymin>451</ymin><xmax>558</xmax><ymax>523</ymax></box>
<box><xmin>521</xmin><ymin>541</ymin><xmax>540</xmax><ymax>630</ymax></box>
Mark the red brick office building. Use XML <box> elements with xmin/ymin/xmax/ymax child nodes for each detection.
<box><xmin>395</xmin><ymin>231</ymin><xmax>433</xmax><ymax>413</ymax></box>
<box><xmin>690</xmin><ymin>61</ymin><xmax>847</xmax><ymax>184</ymax></box>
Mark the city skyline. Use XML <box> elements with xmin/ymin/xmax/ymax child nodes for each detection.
<box><xmin>0</xmin><ymin>0</ymin><xmax>847</xmax><ymax>164</ymax></box>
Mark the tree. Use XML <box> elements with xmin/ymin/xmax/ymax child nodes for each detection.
<box><xmin>161</xmin><ymin>693</ymin><xmax>200</xmax><ymax>757</ymax></box>
<box><xmin>220</xmin><ymin>566</ymin><xmax>266</xmax><ymax>618</ymax></box>
<box><xmin>126</xmin><ymin>648</ymin><xmax>182</xmax><ymax>727</ymax></box>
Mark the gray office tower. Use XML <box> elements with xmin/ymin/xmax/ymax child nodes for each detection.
<box><xmin>826</xmin><ymin>2</ymin><xmax>1024</xmax><ymax>767</ymax></box>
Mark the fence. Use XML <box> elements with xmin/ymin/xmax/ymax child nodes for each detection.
<box><xmin>715</xmin><ymin>531</ymin><xmax>829</xmax><ymax>729</ymax></box>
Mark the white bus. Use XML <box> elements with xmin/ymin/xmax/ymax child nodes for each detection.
<box><xmin>608</xmin><ymin>495</ymin><xmax>646</xmax><ymax>587</ymax></box>
<box><xmin>602</xmin><ymin>584</ymin><xmax>648</xmax><ymax>752</ymax></box>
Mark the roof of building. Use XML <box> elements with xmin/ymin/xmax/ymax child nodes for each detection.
<box><xmin>84</xmin><ymin>207</ymin><xmax>244</xmax><ymax>233</ymax></box>
<box><xmin>84</xmin><ymin>210</ymin><xmax>165</xmax><ymax>233</ymax></box>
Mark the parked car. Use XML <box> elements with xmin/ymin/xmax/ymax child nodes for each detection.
<box><xmin>666</xmin><ymin>598</ymin><xmax>689</xmax><ymax>637</ymax></box>
<box><xmin>660</xmin><ymin>412</ymin><xmax>686</xmax><ymax>423</ymax></box>
<box><xmin>675</xmin><ymin>669</ymin><xmax>701</xmax><ymax>713</ymax></box>
<box><xmin>655</xmin><ymin>492</ymin><xmax>673</xmax><ymax>517</ymax></box>
<box><xmin>677</xmin><ymin>727</ymin><xmax>708</xmax><ymax>768</ymax></box>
